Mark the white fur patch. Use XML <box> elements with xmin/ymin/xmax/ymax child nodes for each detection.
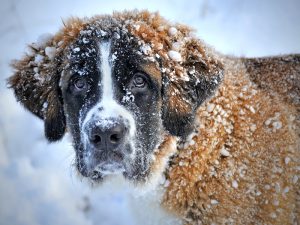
<box><xmin>81</xmin><ymin>40</ymin><xmax>136</xmax><ymax>164</ymax></box>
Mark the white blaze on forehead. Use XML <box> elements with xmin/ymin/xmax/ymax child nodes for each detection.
<box><xmin>97</xmin><ymin>41</ymin><xmax>136</xmax><ymax>137</ymax></box>
<box><xmin>100</xmin><ymin>41</ymin><xmax>114</xmax><ymax>105</ymax></box>
<box><xmin>81</xmin><ymin>40</ymin><xmax>136</xmax><ymax>145</ymax></box>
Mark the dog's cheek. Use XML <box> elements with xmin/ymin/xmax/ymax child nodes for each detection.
<box><xmin>44</xmin><ymin>97</ymin><xmax>66</xmax><ymax>142</ymax></box>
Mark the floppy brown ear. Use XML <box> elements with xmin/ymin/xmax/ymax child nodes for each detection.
<box><xmin>7</xmin><ymin>18</ymin><xmax>90</xmax><ymax>142</ymax></box>
<box><xmin>162</xmin><ymin>39</ymin><xmax>223</xmax><ymax>137</ymax></box>
<box><xmin>8</xmin><ymin>38</ymin><xmax>66</xmax><ymax>142</ymax></box>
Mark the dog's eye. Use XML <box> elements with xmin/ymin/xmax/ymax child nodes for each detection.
<box><xmin>132</xmin><ymin>73</ymin><xmax>146</xmax><ymax>88</ymax></box>
<box><xmin>73</xmin><ymin>77</ymin><xmax>87</xmax><ymax>91</ymax></box>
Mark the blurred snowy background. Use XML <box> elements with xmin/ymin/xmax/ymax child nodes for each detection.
<box><xmin>0</xmin><ymin>0</ymin><xmax>299</xmax><ymax>224</ymax></box>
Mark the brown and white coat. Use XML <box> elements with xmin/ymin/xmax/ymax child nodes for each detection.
<box><xmin>8</xmin><ymin>10</ymin><xmax>300</xmax><ymax>225</ymax></box>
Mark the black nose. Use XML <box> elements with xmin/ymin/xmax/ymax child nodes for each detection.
<box><xmin>89</xmin><ymin>121</ymin><xmax>126</xmax><ymax>150</ymax></box>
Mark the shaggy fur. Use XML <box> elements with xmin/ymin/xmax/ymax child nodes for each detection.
<box><xmin>8</xmin><ymin>10</ymin><xmax>299</xmax><ymax>225</ymax></box>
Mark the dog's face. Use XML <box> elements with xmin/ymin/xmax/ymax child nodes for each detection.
<box><xmin>61</xmin><ymin>31</ymin><xmax>164</xmax><ymax>181</ymax></box>
<box><xmin>8</xmin><ymin>11</ymin><xmax>223</xmax><ymax>184</ymax></box>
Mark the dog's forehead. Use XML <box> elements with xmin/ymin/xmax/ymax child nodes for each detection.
<box><xmin>65</xmin><ymin>25</ymin><xmax>162</xmax><ymax>83</ymax></box>
<box><xmin>61</xmin><ymin>12</ymin><xmax>207</xmax><ymax>90</ymax></box>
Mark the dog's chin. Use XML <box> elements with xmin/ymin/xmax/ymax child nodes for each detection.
<box><xmin>79</xmin><ymin>163</ymin><xmax>149</xmax><ymax>184</ymax></box>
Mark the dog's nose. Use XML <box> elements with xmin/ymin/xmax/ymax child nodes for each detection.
<box><xmin>89</xmin><ymin>121</ymin><xmax>126</xmax><ymax>150</ymax></box>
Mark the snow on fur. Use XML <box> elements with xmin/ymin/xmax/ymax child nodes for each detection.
<box><xmin>6</xmin><ymin>9</ymin><xmax>300</xmax><ymax>225</ymax></box>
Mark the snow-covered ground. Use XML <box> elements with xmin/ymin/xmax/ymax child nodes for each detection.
<box><xmin>0</xmin><ymin>0</ymin><xmax>299</xmax><ymax>224</ymax></box>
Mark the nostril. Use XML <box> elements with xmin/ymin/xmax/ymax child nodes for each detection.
<box><xmin>110</xmin><ymin>133</ymin><xmax>121</xmax><ymax>144</ymax></box>
<box><xmin>91</xmin><ymin>134</ymin><xmax>101</xmax><ymax>144</ymax></box>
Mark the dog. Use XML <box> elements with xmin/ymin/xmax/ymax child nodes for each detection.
<box><xmin>8</xmin><ymin>10</ymin><xmax>299</xmax><ymax>225</ymax></box>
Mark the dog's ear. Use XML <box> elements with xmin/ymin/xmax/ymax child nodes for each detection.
<box><xmin>8</xmin><ymin>18</ymin><xmax>85</xmax><ymax>141</ymax></box>
<box><xmin>161</xmin><ymin>39</ymin><xmax>223</xmax><ymax>137</ymax></box>
<box><xmin>8</xmin><ymin>36</ymin><xmax>66</xmax><ymax>142</ymax></box>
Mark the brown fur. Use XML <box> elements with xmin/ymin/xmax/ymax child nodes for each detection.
<box><xmin>163</xmin><ymin>56</ymin><xmax>300</xmax><ymax>224</ymax></box>
<box><xmin>7</xmin><ymin>10</ymin><xmax>299</xmax><ymax>224</ymax></box>
<box><xmin>243</xmin><ymin>55</ymin><xmax>300</xmax><ymax>107</ymax></box>
<box><xmin>9</xmin><ymin>17</ymin><xmax>86</xmax><ymax>119</ymax></box>
<box><xmin>141</xmin><ymin>63</ymin><xmax>162</xmax><ymax>85</ymax></box>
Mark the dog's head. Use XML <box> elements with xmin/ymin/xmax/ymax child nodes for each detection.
<box><xmin>8</xmin><ymin>11</ymin><xmax>223</xmax><ymax>184</ymax></box>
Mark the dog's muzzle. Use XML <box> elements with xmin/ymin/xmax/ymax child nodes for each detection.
<box><xmin>82</xmin><ymin>117</ymin><xmax>130</xmax><ymax>178</ymax></box>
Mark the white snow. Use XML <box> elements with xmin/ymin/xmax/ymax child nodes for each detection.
<box><xmin>249</xmin><ymin>106</ymin><xmax>256</xmax><ymax>114</ymax></box>
<box><xmin>34</xmin><ymin>54</ymin><xmax>44</xmax><ymax>65</ymax></box>
<box><xmin>249</xmin><ymin>124</ymin><xmax>257</xmax><ymax>132</ymax></box>
<box><xmin>99</xmin><ymin>30</ymin><xmax>108</xmax><ymax>37</ymax></box>
<box><xmin>232</xmin><ymin>180</ymin><xmax>239</xmax><ymax>189</ymax></box>
<box><xmin>168</xmin><ymin>50</ymin><xmax>182</xmax><ymax>62</ymax></box>
<box><xmin>211</xmin><ymin>199</ymin><xmax>219</xmax><ymax>205</ymax></box>
<box><xmin>82</xmin><ymin>37</ymin><xmax>90</xmax><ymax>44</ymax></box>
<box><xmin>264</xmin><ymin>184</ymin><xmax>271</xmax><ymax>190</ymax></box>
<box><xmin>284</xmin><ymin>157</ymin><xmax>291</xmax><ymax>165</ymax></box>
<box><xmin>264</xmin><ymin>112</ymin><xmax>283</xmax><ymax>132</ymax></box>
<box><xmin>292</xmin><ymin>175</ymin><xmax>298</xmax><ymax>184</ymax></box>
<box><xmin>73</xmin><ymin>47</ymin><xmax>81</xmax><ymax>53</ymax></box>
<box><xmin>272</xmin><ymin>121</ymin><xmax>282</xmax><ymax>130</ymax></box>
<box><xmin>1</xmin><ymin>1</ymin><xmax>300</xmax><ymax>225</ymax></box>
<box><xmin>122</xmin><ymin>90</ymin><xmax>135</xmax><ymax>103</ymax></box>
<box><xmin>168</xmin><ymin>27</ymin><xmax>177</xmax><ymax>36</ymax></box>
<box><xmin>283</xmin><ymin>186</ymin><xmax>290</xmax><ymax>194</ymax></box>
<box><xmin>42</xmin><ymin>102</ymin><xmax>48</xmax><ymax>109</ymax></box>
<box><xmin>206</xmin><ymin>103</ymin><xmax>215</xmax><ymax>113</ymax></box>
<box><xmin>171</xmin><ymin>42</ymin><xmax>181</xmax><ymax>51</ymax></box>
<box><xmin>45</xmin><ymin>46</ymin><xmax>56</xmax><ymax>60</ymax></box>
<box><xmin>220</xmin><ymin>147</ymin><xmax>230</xmax><ymax>157</ymax></box>
<box><xmin>140</xmin><ymin>44</ymin><xmax>152</xmax><ymax>55</ymax></box>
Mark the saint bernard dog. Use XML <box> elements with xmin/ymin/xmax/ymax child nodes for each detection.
<box><xmin>8</xmin><ymin>10</ymin><xmax>299</xmax><ymax>225</ymax></box>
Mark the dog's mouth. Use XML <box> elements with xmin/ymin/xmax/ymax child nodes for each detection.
<box><xmin>91</xmin><ymin>161</ymin><xmax>125</xmax><ymax>179</ymax></box>
<box><xmin>84</xmin><ymin>161</ymin><xmax>125</xmax><ymax>181</ymax></box>
<box><xmin>77</xmin><ymin>149</ymin><xmax>126</xmax><ymax>181</ymax></box>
